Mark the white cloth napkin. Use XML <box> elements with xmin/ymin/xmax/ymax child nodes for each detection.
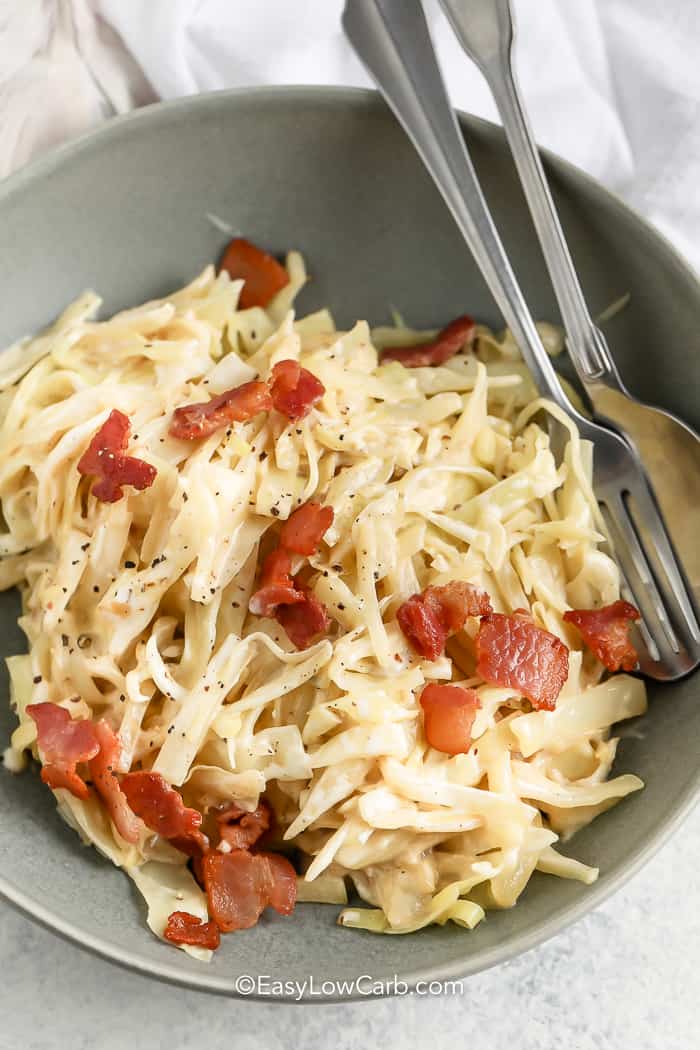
<box><xmin>2</xmin><ymin>0</ymin><xmax>699</xmax><ymax>270</ymax></box>
<box><xmin>0</xmin><ymin>0</ymin><xmax>154</xmax><ymax>177</ymax></box>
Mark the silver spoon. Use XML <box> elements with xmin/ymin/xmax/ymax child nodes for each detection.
<box><xmin>439</xmin><ymin>0</ymin><xmax>700</xmax><ymax>600</ymax></box>
<box><xmin>342</xmin><ymin>0</ymin><xmax>700</xmax><ymax>679</ymax></box>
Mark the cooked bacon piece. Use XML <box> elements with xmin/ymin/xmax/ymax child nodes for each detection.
<box><xmin>276</xmin><ymin>589</ymin><xmax>330</xmax><ymax>649</ymax></box>
<box><xmin>120</xmin><ymin>770</ymin><xmax>208</xmax><ymax>853</ymax></box>
<box><xmin>249</xmin><ymin>544</ymin><xmax>330</xmax><ymax>647</ymax></box>
<box><xmin>170</xmin><ymin>834</ymin><xmax>208</xmax><ymax>861</ymax></box>
<box><xmin>35</xmin><ymin>763</ymin><xmax>87</xmax><ymax>797</ymax></box>
<box><xmin>426</xmin><ymin>581</ymin><xmax>492</xmax><ymax>631</ymax></box>
<box><xmin>202</xmin><ymin>849</ymin><xmax>297</xmax><ymax>932</ymax></box>
<box><xmin>381</xmin><ymin>315</ymin><xmax>476</xmax><ymax>369</ymax></box>
<box><xmin>89</xmin><ymin>721</ymin><xmax>142</xmax><ymax>844</ymax></box>
<box><xmin>278</xmin><ymin>502</ymin><xmax>334</xmax><ymax>556</ymax></box>
<box><xmin>260</xmin><ymin>852</ymin><xmax>297</xmax><ymax>916</ymax></box>
<box><xmin>26</xmin><ymin>702</ymin><xmax>99</xmax><ymax>800</ymax></box>
<box><xmin>169</xmin><ymin>380</ymin><xmax>272</xmax><ymax>440</ymax></box>
<box><xmin>564</xmin><ymin>600</ymin><xmax>640</xmax><ymax>672</ymax></box>
<box><xmin>217</xmin><ymin>800</ymin><xmax>272</xmax><ymax>851</ymax></box>
<box><xmin>397</xmin><ymin>596</ymin><xmax>444</xmax><ymax>662</ymax></box>
<box><xmin>219</xmin><ymin>237</ymin><xmax>289</xmax><ymax>309</ymax></box>
<box><xmin>476</xmin><ymin>612</ymin><xmax>569</xmax><ymax>710</ymax></box>
<box><xmin>163</xmin><ymin>911</ymin><xmax>220</xmax><ymax>950</ymax></box>
<box><xmin>249</xmin><ymin>548</ymin><xmax>304</xmax><ymax>616</ymax></box>
<box><xmin>419</xmin><ymin>684</ymin><xmax>481</xmax><ymax>756</ymax></box>
<box><xmin>78</xmin><ymin>409</ymin><xmax>157</xmax><ymax>503</ymax></box>
<box><xmin>397</xmin><ymin>581</ymin><xmax>493</xmax><ymax>660</ymax></box>
<box><xmin>203</xmin><ymin>851</ymin><xmax>268</xmax><ymax>931</ymax></box>
<box><xmin>269</xmin><ymin>359</ymin><xmax>325</xmax><ymax>421</ymax></box>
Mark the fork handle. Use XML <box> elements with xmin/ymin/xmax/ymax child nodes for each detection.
<box><xmin>440</xmin><ymin>0</ymin><xmax>626</xmax><ymax>390</ymax></box>
<box><xmin>342</xmin><ymin>0</ymin><xmax>578</xmax><ymax>415</ymax></box>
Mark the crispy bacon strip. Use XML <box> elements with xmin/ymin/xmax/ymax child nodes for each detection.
<box><xmin>278</xmin><ymin>502</ymin><xmax>334</xmax><ymax>556</ymax></box>
<box><xmin>420</xmin><ymin>684</ymin><xmax>481</xmax><ymax>756</ymax></box>
<box><xmin>269</xmin><ymin>359</ymin><xmax>325</xmax><ymax>421</ymax></box>
<box><xmin>249</xmin><ymin>548</ymin><xmax>330</xmax><ymax>649</ymax></box>
<box><xmin>163</xmin><ymin>911</ymin><xmax>220</xmax><ymax>950</ymax></box>
<box><xmin>249</xmin><ymin>548</ymin><xmax>304</xmax><ymax>616</ymax></box>
<box><xmin>164</xmin><ymin>910</ymin><xmax>220</xmax><ymax>950</ymax></box>
<box><xmin>202</xmin><ymin>849</ymin><xmax>297</xmax><ymax>932</ymax></box>
<box><xmin>275</xmin><ymin>589</ymin><xmax>330</xmax><ymax>650</ymax></box>
<box><xmin>219</xmin><ymin>237</ymin><xmax>290</xmax><ymax>309</ymax></box>
<box><xmin>564</xmin><ymin>600</ymin><xmax>640</xmax><ymax>672</ymax></box>
<box><xmin>381</xmin><ymin>315</ymin><xmax>476</xmax><ymax>368</ymax></box>
<box><xmin>217</xmin><ymin>800</ymin><xmax>271</xmax><ymax>851</ymax></box>
<box><xmin>120</xmin><ymin>770</ymin><xmax>208</xmax><ymax>854</ymax></box>
<box><xmin>78</xmin><ymin>409</ymin><xmax>157</xmax><ymax>503</ymax></box>
<box><xmin>476</xmin><ymin>612</ymin><xmax>569</xmax><ymax>710</ymax></box>
<box><xmin>250</xmin><ymin>500</ymin><xmax>333</xmax><ymax>647</ymax></box>
<box><xmin>26</xmin><ymin>702</ymin><xmax>99</xmax><ymax>800</ymax></box>
<box><xmin>169</xmin><ymin>380</ymin><xmax>272</xmax><ymax>441</ymax></box>
<box><xmin>170</xmin><ymin>834</ymin><xmax>209</xmax><ymax>860</ymax></box>
<box><xmin>427</xmin><ymin>581</ymin><xmax>492</xmax><ymax>631</ymax></box>
<box><xmin>89</xmin><ymin>721</ymin><xmax>142</xmax><ymax>844</ymax></box>
<box><xmin>397</xmin><ymin>581</ymin><xmax>492</xmax><ymax>660</ymax></box>
<box><xmin>261</xmin><ymin>852</ymin><xmax>297</xmax><ymax>915</ymax></box>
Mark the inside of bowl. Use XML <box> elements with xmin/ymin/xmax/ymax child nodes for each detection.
<box><xmin>0</xmin><ymin>89</ymin><xmax>698</xmax><ymax>998</ymax></box>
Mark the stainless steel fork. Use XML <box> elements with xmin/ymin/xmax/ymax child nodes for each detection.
<box><xmin>343</xmin><ymin>0</ymin><xmax>700</xmax><ymax>679</ymax></box>
<box><xmin>439</xmin><ymin>0</ymin><xmax>700</xmax><ymax>612</ymax></box>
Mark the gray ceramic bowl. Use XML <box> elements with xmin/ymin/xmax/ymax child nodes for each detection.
<box><xmin>0</xmin><ymin>88</ymin><xmax>698</xmax><ymax>1002</ymax></box>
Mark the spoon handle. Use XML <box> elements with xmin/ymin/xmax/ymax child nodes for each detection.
<box><xmin>342</xmin><ymin>0</ymin><xmax>575</xmax><ymax>414</ymax></box>
<box><xmin>439</xmin><ymin>0</ymin><xmax>626</xmax><ymax>391</ymax></box>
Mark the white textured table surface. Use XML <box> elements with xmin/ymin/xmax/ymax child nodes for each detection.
<box><xmin>1</xmin><ymin>806</ymin><xmax>698</xmax><ymax>1050</ymax></box>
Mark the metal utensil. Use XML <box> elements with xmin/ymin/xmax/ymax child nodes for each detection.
<box><xmin>439</xmin><ymin>0</ymin><xmax>700</xmax><ymax>598</ymax></box>
<box><xmin>342</xmin><ymin>0</ymin><xmax>700</xmax><ymax>679</ymax></box>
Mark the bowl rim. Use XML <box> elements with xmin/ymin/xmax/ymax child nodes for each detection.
<box><xmin>1</xmin><ymin>83</ymin><xmax>699</xmax><ymax>1003</ymax></box>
